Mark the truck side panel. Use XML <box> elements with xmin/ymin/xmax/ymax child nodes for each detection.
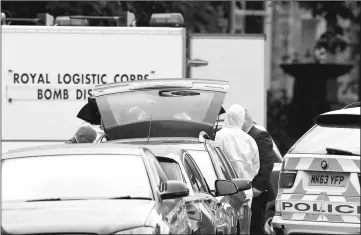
<box><xmin>189</xmin><ymin>34</ymin><xmax>266</xmax><ymax>127</ymax></box>
<box><xmin>1</xmin><ymin>26</ymin><xmax>185</xmax><ymax>153</ymax></box>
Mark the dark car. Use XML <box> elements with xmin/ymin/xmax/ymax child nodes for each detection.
<box><xmin>1</xmin><ymin>144</ymin><xmax>191</xmax><ymax>234</ymax></box>
<box><xmin>342</xmin><ymin>101</ymin><xmax>360</xmax><ymax>109</ymax></box>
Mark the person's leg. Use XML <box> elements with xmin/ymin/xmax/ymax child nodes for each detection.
<box><xmin>243</xmin><ymin>188</ymin><xmax>253</xmax><ymax>234</ymax></box>
<box><xmin>250</xmin><ymin>191</ymin><xmax>268</xmax><ymax>235</ymax></box>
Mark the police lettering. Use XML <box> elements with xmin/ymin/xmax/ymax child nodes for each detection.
<box><xmin>281</xmin><ymin>202</ymin><xmax>360</xmax><ymax>214</ymax></box>
<box><xmin>335</xmin><ymin>205</ymin><xmax>353</xmax><ymax>214</ymax></box>
<box><xmin>282</xmin><ymin>202</ymin><xmax>292</xmax><ymax>210</ymax></box>
<box><xmin>113</xmin><ymin>74</ymin><xmax>149</xmax><ymax>83</ymax></box>
<box><xmin>14</xmin><ymin>73</ymin><xmax>50</xmax><ymax>84</ymax></box>
<box><xmin>38</xmin><ymin>89</ymin><xmax>69</xmax><ymax>100</ymax></box>
<box><xmin>58</xmin><ymin>74</ymin><xmax>107</xmax><ymax>85</ymax></box>
<box><xmin>294</xmin><ymin>203</ymin><xmax>310</xmax><ymax>211</ymax></box>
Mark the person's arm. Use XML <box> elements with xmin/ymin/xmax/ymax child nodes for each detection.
<box><xmin>214</xmin><ymin>133</ymin><xmax>221</xmax><ymax>146</ymax></box>
<box><xmin>252</xmin><ymin>131</ymin><xmax>275</xmax><ymax>191</ymax></box>
<box><xmin>252</xmin><ymin>140</ymin><xmax>260</xmax><ymax>179</ymax></box>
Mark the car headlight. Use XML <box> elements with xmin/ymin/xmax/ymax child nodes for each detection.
<box><xmin>114</xmin><ymin>227</ymin><xmax>156</xmax><ymax>234</ymax></box>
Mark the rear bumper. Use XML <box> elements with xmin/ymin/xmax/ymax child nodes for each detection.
<box><xmin>272</xmin><ymin>215</ymin><xmax>360</xmax><ymax>235</ymax></box>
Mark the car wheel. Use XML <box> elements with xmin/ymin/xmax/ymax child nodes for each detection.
<box><xmin>264</xmin><ymin>209</ymin><xmax>275</xmax><ymax>235</ymax></box>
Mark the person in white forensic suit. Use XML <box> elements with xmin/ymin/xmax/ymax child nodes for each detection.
<box><xmin>215</xmin><ymin>104</ymin><xmax>260</xmax><ymax>207</ymax></box>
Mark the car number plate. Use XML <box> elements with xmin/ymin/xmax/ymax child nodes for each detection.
<box><xmin>308</xmin><ymin>172</ymin><xmax>348</xmax><ymax>187</ymax></box>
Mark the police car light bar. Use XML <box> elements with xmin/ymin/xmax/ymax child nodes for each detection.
<box><xmin>149</xmin><ymin>13</ymin><xmax>184</xmax><ymax>27</ymax></box>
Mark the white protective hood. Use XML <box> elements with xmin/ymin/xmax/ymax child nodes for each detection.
<box><xmin>215</xmin><ymin>104</ymin><xmax>260</xmax><ymax>181</ymax></box>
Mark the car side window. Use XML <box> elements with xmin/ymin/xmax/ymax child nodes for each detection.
<box><xmin>158</xmin><ymin>157</ymin><xmax>186</xmax><ymax>183</ymax></box>
<box><xmin>145</xmin><ymin>150</ymin><xmax>168</xmax><ymax>192</ymax></box>
<box><xmin>215</xmin><ymin>147</ymin><xmax>238</xmax><ymax>179</ymax></box>
<box><xmin>211</xmin><ymin>148</ymin><xmax>232</xmax><ymax>180</ymax></box>
<box><xmin>184</xmin><ymin>154</ymin><xmax>209</xmax><ymax>193</ymax></box>
<box><xmin>184</xmin><ymin>160</ymin><xmax>201</xmax><ymax>192</ymax></box>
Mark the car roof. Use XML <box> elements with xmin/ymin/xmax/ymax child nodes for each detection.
<box><xmin>2</xmin><ymin>143</ymin><xmax>143</xmax><ymax>160</ymax></box>
<box><xmin>142</xmin><ymin>144</ymin><xmax>185</xmax><ymax>162</ymax></box>
<box><xmin>342</xmin><ymin>101</ymin><xmax>360</xmax><ymax>109</ymax></box>
<box><xmin>111</xmin><ymin>138</ymin><xmax>206</xmax><ymax>151</ymax></box>
<box><xmin>319</xmin><ymin>107</ymin><xmax>360</xmax><ymax>116</ymax></box>
<box><xmin>113</xmin><ymin>140</ymin><xmax>206</xmax><ymax>162</ymax></box>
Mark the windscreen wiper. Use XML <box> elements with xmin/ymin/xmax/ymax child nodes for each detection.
<box><xmin>26</xmin><ymin>196</ymin><xmax>153</xmax><ymax>202</ymax></box>
<box><xmin>26</xmin><ymin>198</ymin><xmax>86</xmax><ymax>202</ymax></box>
<box><xmin>326</xmin><ymin>147</ymin><xmax>360</xmax><ymax>156</ymax></box>
<box><xmin>109</xmin><ymin>196</ymin><xmax>153</xmax><ymax>200</ymax></box>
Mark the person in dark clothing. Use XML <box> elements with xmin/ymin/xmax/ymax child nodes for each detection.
<box><xmin>65</xmin><ymin>123</ymin><xmax>97</xmax><ymax>144</ymax></box>
<box><xmin>242</xmin><ymin>108</ymin><xmax>275</xmax><ymax>235</ymax></box>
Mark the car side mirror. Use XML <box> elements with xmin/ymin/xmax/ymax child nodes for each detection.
<box><xmin>214</xmin><ymin>180</ymin><xmax>238</xmax><ymax>196</ymax></box>
<box><xmin>160</xmin><ymin>180</ymin><xmax>189</xmax><ymax>200</ymax></box>
<box><xmin>232</xmin><ymin>179</ymin><xmax>252</xmax><ymax>191</ymax></box>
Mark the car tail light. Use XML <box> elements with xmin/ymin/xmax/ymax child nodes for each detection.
<box><xmin>278</xmin><ymin>159</ymin><xmax>297</xmax><ymax>189</ymax></box>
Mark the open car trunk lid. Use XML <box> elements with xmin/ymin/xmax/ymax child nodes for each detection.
<box><xmin>77</xmin><ymin>79</ymin><xmax>229</xmax><ymax>140</ymax></box>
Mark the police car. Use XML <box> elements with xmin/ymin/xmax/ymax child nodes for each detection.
<box><xmin>272</xmin><ymin>106</ymin><xmax>360</xmax><ymax>235</ymax></box>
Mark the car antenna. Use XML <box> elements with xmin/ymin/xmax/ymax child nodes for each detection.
<box><xmin>213</xmin><ymin>114</ymin><xmax>220</xmax><ymax>140</ymax></box>
<box><xmin>147</xmin><ymin>115</ymin><xmax>152</xmax><ymax>142</ymax></box>
<box><xmin>213</xmin><ymin>107</ymin><xmax>224</xmax><ymax>140</ymax></box>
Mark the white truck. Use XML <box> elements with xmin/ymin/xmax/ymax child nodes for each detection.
<box><xmin>1</xmin><ymin>13</ymin><xmax>266</xmax><ymax>153</ymax></box>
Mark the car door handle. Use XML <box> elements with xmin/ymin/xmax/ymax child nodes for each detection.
<box><xmin>188</xmin><ymin>59</ymin><xmax>208</xmax><ymax>67</ymax></box>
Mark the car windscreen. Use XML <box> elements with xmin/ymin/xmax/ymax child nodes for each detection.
<box><xmin>290</xmin><ymin>125</ymin><xmax>360</xmax><ymax>155</ymax></box>
<box><xmin>187</xmin><ymin>150</ymin><xmax>218</xmax><ymax>191</ymax></box>
<box><xmin>95</xmin><ymin>89</ymin><xmax>225</xmax><ymax>130</ymax></box>
<box><xmin>157</xmin><ymin>157</ymin><xmax>184</xmax><ymax>182</ymax></box>
<box><xmin>2</xmin><ymin>154</ymin><xmax>153</xmax><ymax>202</ymax></box>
